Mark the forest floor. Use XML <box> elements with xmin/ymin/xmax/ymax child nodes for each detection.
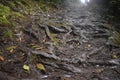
<box><xmin>0</xmin><ymin>1</ymin><xmax>120</xmax><ymax>80</ymax></box>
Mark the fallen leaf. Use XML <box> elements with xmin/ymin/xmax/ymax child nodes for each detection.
<box><xmin>95</xmin><ymin>68</ymin><xmax>104</xmax><ymax>73</ymax></box>
<box><xmin>31</xmin><ymin>44</ymin><xmax>44</xmax><ymax>50</ymax></box>
<box><xmin>10</xmin><ymin>49</ymin><xmax>14</xmax><ymax>53</ymax></box>
<box><xmin>36</xmin><ymin>47</ymin><xmax>44</xmax><ymax>50</ymax></box>
<box><xmin>36</xmin><ymin>63</ymin><xmax>46</xmax><ymax>72</ymax></box>
<box><xmin>77</xmin><ymin>43</ymin><xmax>80</xmax><ymax>46</ymax></box>
<box><xmin>112</xmin><ymin>55</ymin><xmax>118</xmax><ymax>59</ymax></box>
<box><xmin>7</xmin><ymin>46</ymin><xmax>16</xmax><ymax>51</ymax></box>
<box><xmin>88</xmin><ymin>44</ymin><xmax>91</xmax><ymax>47</ymax></box>
<box><xmin>23</xmin><ymin>65</ymin><xmax>30</xmax><ymax>71</ymax></box>
<box><xmin>31</xmin><ymin>45</ymin><xmax>38</xmax><ymax>48</ymax></box>
<box><xmin>42</xmin><ymin>39</ymin><xmax>46</xmax><ymax>43</ymax></box>
<box><xmin>19</xmin><ymin>37</ymin><xmax>22</xmax><ymax>42</ymax></box>
<box><xmin>0</xmin><ymin>55</ymin><xmax>4</xmax><ymax>61</ymax></box>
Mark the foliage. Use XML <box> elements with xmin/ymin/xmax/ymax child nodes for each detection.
<box><xmin>109</xmin><ymin>0</ymin><xmax>120</xmax><ymax>20</ymax></box>
<box><xmin>105</xmin><ymin>0</ymin><xmax>120</xmax><ymax>45</ymax></box>
<box><xmin>0</xmin><ymin>16</ymin><xmax>10</xmax><ymax>25</ymax></box>
<box><xmin>0</xmin><ymin>3</ymin><xmax>10</xmax><ymax>16</ymax></box>
<box><xmin>0</xmin><ymin>0</ymin><xmax>27</xmax><ymax>41</ymax></box>
<box><xmin>35</xmin><ymin>0</ymin><xmax>68</xmax><ymax>8</ymax></box>
<box><xmin>0</xmin><ymin>3</ymin><xmax>10</xmax><ymax>25</ymax></box>
<box><xmin>109</xmin><ymin>31</ymin><xmax>120</xmax><ymax>45</ymax></box>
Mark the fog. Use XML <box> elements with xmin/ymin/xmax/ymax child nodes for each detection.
<box><xmin>80</xmin><ymin>0</ymin><xmax>90</xmax><ymax>4</ymax></box>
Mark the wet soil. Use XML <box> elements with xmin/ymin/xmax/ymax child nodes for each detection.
<box><xmin>0</xmin><ymin>1</ymin><xmax>120</xmax><ymax>80</ymax></box>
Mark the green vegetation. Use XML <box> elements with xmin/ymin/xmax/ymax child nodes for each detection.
<box><xmin>0</xmin><ymin>1</ymin><xmax>26</xmax><ymax>39</ymax></box>
<box><xmin>0</xmin><ymin>3</ymin><xmax>10</xmax><ymax>25</ymax></box>
<box><xmin>109</xmin><ymin>31</ymin><xmax>120</xmax><ymax>45</ymax></box>
<box><xmin>108</xmin><ymin>0</ymin><xmax>120</xmax><ymax>20</ymax></box>
<box><xmin>0</xmin><ymin>0</ymin><xmax>68</xmax><ymax>26</ymax></box>
<box><xmin>104</xmin><ymin>0</ymin><xmax>120</xmax><ymax>45</ymax></box>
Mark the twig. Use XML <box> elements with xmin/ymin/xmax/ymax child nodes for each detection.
<box><xmin>44</xmin><ymin>26</ymin><xmax>53</xmax><ymax>40</ymax></box>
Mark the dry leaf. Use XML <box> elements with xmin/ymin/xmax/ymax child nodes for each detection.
<box><xmin>42</xmin><ymin>39</ymin><xmax>46</xmax><ymax>43</ymax></box>
<box><xmin>36</xmin><ymin>63</ymin><xmax>46</xmax><ymax>72</ymax></box>
<box><xmin>36</xmin><ymin>47</ymin><xmax>43</xmax><ymax>50</ymax></box>
<box><xmin>88</xmin><ymin>44</ymin><xmax>91</xmax><ymax>47</ymax></box>
<box><xmin>112</xmin><ymin>55</ymin><xmax>118</xmax><ymax>59</ymax></box>
<box><xmin>23</xmin><ymin>65</ymin><xmax>30</xmax><ymax>71</ymax></box>
<box><xmin>19</xmin><ymin>37</ymin><xmax>22</xmax><ymax>42</ymax></box>
<box><xmin>10</xmin><ymin>49</ymin><xmax>14</xmax><ymax>53</ymax></box>
<box><xmin>95</xmin><ymin>68</ymin><xmax>104</xmax><ymax>73</ymax></box>
<box><xmin>0</xmin><ymin>55</ymin><xmax>4</xmax><ymax>61</ymax></box>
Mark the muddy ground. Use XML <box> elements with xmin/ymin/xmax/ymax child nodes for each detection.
<box><xmin>0</xmin><ymin>1</ymin><xmax>120</xmax><ymax>80</ymax></box>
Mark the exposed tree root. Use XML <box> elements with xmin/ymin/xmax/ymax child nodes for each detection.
<box><xmin>44</xmin><ymin>26</ymin><xmax>53</xmax><ymax>40</ymax></box>
<box><xmin>113</xmin><ymin>67</ymin><xmax>120</xmax><ymax>75</ymax></box>
<box><xmin>92</xmin><ymin>33</ymin><xmax>110</xmax><ymax>38</ymax></box>
<box><xmin>66</xmin><ymin>38</ymin><xmax>81</xmax><ymax>45</ymax></box>
<box><xmin>47</xmin><ymin>25</ymin><xmax>68</xmax><ymax>33</ymax></box>
<box><xmin>90</xmin><ymin>29</ymin><xmax>110</xmax><ymax>38</ymax></box>
<box><xmin>77</xmin><ymin>60</ymin><xmax>120</xmax><ymax>66</ymax></box>
<box><xmin>86</xmin><ymin>46</ymin><xmax>104</xmax><ymax>58</ymax></box>
<box><xmin>23</xmin><ymin>27</ymin><xmax>41</xmax><ymax>42</ymax></box>
<box><xmin>31</xmin><ymin>50</ymin><xmax>120</xmax><ymax>68</ymax></box>
<box><xmin>31</xmin><ymin>51</ymin><xmax>60</xmax><ymax>60</ymax></box>
<box><xmin>41</xmin><ymin>61</ymin><xmax>82</xmax><ymax>73</ymax></box>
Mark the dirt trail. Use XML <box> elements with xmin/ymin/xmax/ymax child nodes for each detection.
<box><xmin>0</xmin><ymin>1</ymin><xmax>120</xmax><ymax>80</ymax></box>
<box><xmin>39</xmin><ymin>3</ymin><xmax>120</xmax><ymax>80</ymax></box>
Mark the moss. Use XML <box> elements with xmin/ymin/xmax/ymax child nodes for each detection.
<box><xmin>0</xmin><ymin>3</ymin><xmax>11</xmax><ymax>25</ymax></box>
<box><xmin>8</xmin><ymin>1</ymin><xmax>16</xmax><ymax>8</ymax></box>
<box><xmin>50</xmin><ymin>33</ymin><xmax>64</xmax><ymax>46</ymax></box>
<box><xmin>0</xmin><ymin>3</ymin><xmax>10</xmax><ymax>16</ymax></box>
<box><xmin>51</xmin><ymin>33</ymin><xmax>57</xmax><ymax>37</ymax></box>
<box><xmin>0</xmin><ymin>3</ymin><xmax>25</xmax><ymax>26</ymax></box>
<box><xmin>10</xmin><ymin>11</ymin><xmax>25</xmax><ymax>21</ymax></box>
<box><xmin>30</xmin><ymin>54</ymin><xmax>38</xmax><ymax>62</ymax></box>
<box><xmin>37</xmin><ymin>0</ymin><xmax>57</xmax><ymax>11</ymax></box>
<box><xmin>0</xmin><ymin>16</ymin><xmax>10</xmax><ymax>25</ymax></box>
<box><xmin>16</xmin><ymin>1</ymin><xmax>25</xmax><ymax>9</ymax></box>
<box><xmin>49</xmin><ymin>33</ymin><xmax>60</xmax><ymax>46</ymax></box>
<box><xmin>51</xmin><ymin>38</ymin><xmax>60</xmax><ymax>46</ymax></box>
